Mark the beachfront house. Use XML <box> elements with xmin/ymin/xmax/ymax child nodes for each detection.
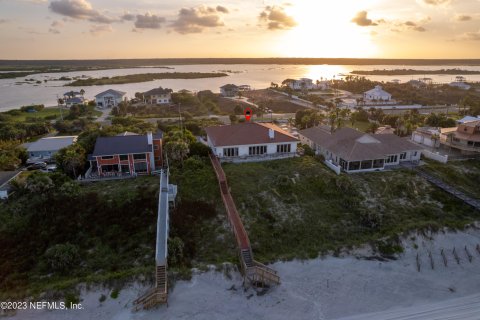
<box><xmin>449</xmin><ymin>82</ymin><xmax>471</xmax><ymax>90</ymax></box>
<box><xmin>288</xmin><ymin>78</ymin><xmax>317</xmax><ymax>90</ymax></box>
<box><xmin>220</xmin><ymin>84</ymin><xmax>239</xmax><ymax>97</ymax></box>
<box><xmin>205</xmin><ymin>122</ymin><xmax>299</xmax><ymax>162</ymax></box>
<box><xmin>143</xmin><ymin>87</ymin><xmax>173</xmax><ymax>105</ymax></box>
<box><xmin>439</xmin><ymin>120</ymin><xmax>480</xmax><ymax>154</ymax></box>
<box><xmin>87</xmin><ymin>132</ymin><xmax>163</xmax><ymax>178</ymax></box>
<box><xmin>27</xmin><ymin>136</ymin><xmax>78</xmax><ymax>163</ymax></box>
<box><xmin>95</xmin><ymin>89</ymin><xmax>126</xmax><ymax>108</ymax></box>
<box><xmin>63</xmin><ymin>91</ymin><xmax>86</xmax><ymax>108</ymax></box>
<box><xmin>299</xmin><ymin>126</ymin><xmax>422</xmax><ymax>173</ymax></box>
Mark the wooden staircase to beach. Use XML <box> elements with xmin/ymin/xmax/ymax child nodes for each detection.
<box><xmin>210</xmin><ymin>154</ymin><xmax>280</xmax><ymax>287</ymax></box>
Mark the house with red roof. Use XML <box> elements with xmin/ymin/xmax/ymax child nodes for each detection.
<box><xmin>205</xmin><ymin>122</ymin><xmax>299</xmax><ymax>162</ymax></box>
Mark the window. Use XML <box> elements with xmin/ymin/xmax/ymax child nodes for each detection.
<box><xmin>413</xmin><ymin>152</ymin><xmax>417</xmax><ymax>157</ymax></box>
<box><xmin>223</xmin><ymin>147</ymin><xmax>238</xmax><ymax>157</ymax></box>
<box><xmin>134</xmin><ymin>162</ymin><xmax>148</xmax><ymax>173</ymax></box>
<box><xmin>102</xmin><ymin>155</ymin><xmax>114</xmax><ymax>160</ymax></box>
<box><xmin>276</xmin><ymin>144</ymin><xmax>291</xmax><ymax>153</ymax></box>
<box><xmin>249</xmin><ymin>145</ymin><xmax>267</xmax><ymax>155</ymax></box>
<box><xmin>154</xmin><ymin>145</ymin><xmax>159</xmax><ymax>150</ymax></box>
<box><xmin>133</xmin><ymin>153</ymin><xmax>146</xmax><ymax>160</ymax></box>
<box><xmin>119</xmin><ymin>154</ymin><xmax>128</xmax><ymax>161</ymax></box>
<box><xmin>400</xmin><ymin>152</ymin><xmax>406</xmax><ymax>160</ymax></box>
<box><xmin>385</xmin><ymin>155</ymin><xmax>398</xmax><ymax>164</ymax></box>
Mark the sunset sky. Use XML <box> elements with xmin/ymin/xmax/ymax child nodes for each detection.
<box><xmin>0</xmin><ymin>0</ymin><xmax>479</xmax><ymax>59</ymax></box>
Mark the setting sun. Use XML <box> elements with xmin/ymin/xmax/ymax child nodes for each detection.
<box><xmin>276</xmin><ymin>1</ymin><xmax>379</xmax><ymax>58</ymax></box>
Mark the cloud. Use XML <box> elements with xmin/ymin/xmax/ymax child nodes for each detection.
<box><xmin>422</xmin><ymin>0</ymin><xmax>450</xmax><ymax>5</ymax></box>
<box><xmin>454</xmin><ymin>14</ymin><xmax>472</xmax><ymax>21</ymax></box>
<box><xmin>0</xmin><ymin>19</ymin><xmax>8</xmax><ymax>24</ymax></box>
<box><xmin>89</xmin><ymin>24</ymin><xmax>113</xmax><ymax>36</ymax></box>
<box><xmin>216</xmin><ymin>5</ymin><xmax>229</xmax><ymax>14</ymax></box>
<box><xmin>400</xmin><ymin>20</ymin><xmax>427</xmax><ymax>32</ymax></box>
<box><xmin>49</xmin><ymin>28</ymin><xmax>60</xmax><ymax>34</ymax></box>
<box><xmin>351</xmin><ymin>11</ymin><xmax>377</xmax><ymax>26</ymax></box>
<box><xmin>121</xmin><ymin>13</ymin><xmax>135</xmax><ymax>21</ymax></box>
<box><xmin>259</xmin><ymin>5</ymin><xmax>296</xmax><ymax>30</ymax></box>
<box><xmin>48</xmin><ymin>20</ymin><xmax>63</xmax><ymax>33</ymax></box>
<box><xmin>172</xmin><ymin>6</ymin><xmax>228</xmax><ymax>34</ymax></box>
<box><xmin>134</xmin><ymin>13</ymin><xmax>165</xmax><ymax>29</ymax></box>
<box><xmin>461</xmin><ymin>30</ymin><xmax>480</xmax><ymax>41</ymax></box>
<box><xmin>49</xmin><ymin>0</ymin><xmax>115</xmax><ymax>24</ymax></box>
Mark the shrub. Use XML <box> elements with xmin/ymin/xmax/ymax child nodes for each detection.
<box><xmin>44</xmin><ymin>243</ymin><xmax>80</xmax><ymax>274</ymax></box>
<box><xmin>110</xmin><ymin>288</ymin><xmax>120</xmax><ymax>299</ymax></box>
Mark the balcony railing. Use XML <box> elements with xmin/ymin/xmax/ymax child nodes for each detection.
<box><xmin>220</xmin><ymin>152</ymin><xmax>297</xmax><ymax>163</ymax></box>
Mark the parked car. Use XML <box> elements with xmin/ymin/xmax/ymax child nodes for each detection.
<box><xmin>26</xmin><ymin>162</ymin><xmax>47</xmax><ymax>171</ymax></box>
<box><xmin>40</xmin><ymin>164</ymin><xmax>57</xmax><ymax>173</ymax></box>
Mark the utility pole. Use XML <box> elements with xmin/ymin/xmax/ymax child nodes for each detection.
<box><xmin>57</xmin><ymin>94</ymin><xmax>64</xmax><ymax>121</ymax></box>
<box><xmin>178</xmin><ymin>102</ymin><xmax>184</xmax><ymax>138</ymax></box>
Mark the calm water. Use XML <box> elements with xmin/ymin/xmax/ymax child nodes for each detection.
<box><xmin>1</xmin><ymin>64</ymin><xmax>480</xmax><ymax>111</ymax></box>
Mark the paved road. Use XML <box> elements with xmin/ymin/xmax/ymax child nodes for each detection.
<box><xmin>0</xmin><ymin>170</ymin><xmax>20</xmax><ymax>190</ymax></box>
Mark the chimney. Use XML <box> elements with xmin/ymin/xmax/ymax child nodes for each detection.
<box><xmin>147</xmin><ymin>132</ymin><xmax>153</xmax><ymax>145</ymax></box>
<box><xmin>268</xmin><ymin>128</ymin><xmax>275</xmax><ymax>139</ymax></box>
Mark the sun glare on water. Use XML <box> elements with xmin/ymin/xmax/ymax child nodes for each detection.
<box><xmin>276</xmin><ymin>0</ymin><xmax>379</xmax><ymax>58</ymax></box>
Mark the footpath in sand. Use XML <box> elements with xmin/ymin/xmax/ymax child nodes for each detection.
<box><xmin>16</xmin><ymin>227</ymin><xmax>480</xmax><ymax>320</ymax></box>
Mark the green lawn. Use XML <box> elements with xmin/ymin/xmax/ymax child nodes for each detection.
<box><xmin>7</xmin><ymin>107</ymin><xmax>62</xmax><ymax>122</ymax></box>
<box><xmin>223</xmin><ymin>157</ymin><xmax>479</xmax><ymax>262</ymax></box>
<box><xmin>423</xmin><ymin>160</ymin><xmax>480</xmax><ymax>199</ymax></box>
<box><xmin>343</xmin><ymin>120</ymin><xmax>371</xmax><ymax>132</ymax></box>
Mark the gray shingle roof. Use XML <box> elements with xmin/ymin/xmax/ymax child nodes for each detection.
<box><xmin>92</xmin><ymin>135</ymin><xmax>150</xmax><ymax>156</ymax></box>
<box><xmin>94</xmin><ymin>89</ymin><xmax>126</xmax><ymax>98</ymax></box>
<box><xmin>299</xmin><ymin>126</ymin><xmax>422</xmax><ymax>161</ymax></box>
<box><xmin>27</xmin><ymin>136</ymin><xmax>77</xmax><ymax>152</ymax></box>
<box><xmin>143</xmin><ymin>87</ymin><xmax>172</xmax><ymax>96</ymax></box>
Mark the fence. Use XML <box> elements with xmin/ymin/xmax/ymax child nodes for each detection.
<box><xmin>421</xmin><ymin>149</ymin><xmax>448</xmax><ymax>163</ymax></box>
<box><xmin>324</xmin><ymin>160</ymin><xmax>341</xmax><ymax>175</ymax></box>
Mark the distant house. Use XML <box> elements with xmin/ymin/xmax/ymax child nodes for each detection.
<box><xmin>95</xmin><ymin>89</ymin><xmax>126</xmax><ymax>108</ymax></box>
<box><xmin>63</xmin><ymin>91</ymin><xmax>85</xmax><ymax>108</ymax></box>
<box><xmin>375</xmin><ymin>125</ymin><xmax>396</xmax><ymax>135</ymax></box>
<box><xmin>449</xmin><ymin>82</ymin><xmax>471</xmax><ymax>90</ymax></box>
<box><xmin>205</xmin><ymin>122</ymin><xmax>299</xmax><ymax>162</ymax></box>
<box><xmin>288</xmin><ymin>78</ymin><xmax>316</xmax><ymax>90</ymax></box>
<box><xmin>363</xmin><ymin>85</ymin><xmax>392</xmax><ymax>102</ymax></box>
<box><xmin>27</xmin><ymin>136</ymin><xmax>78</xmax><ymax>162</ymax></box>
<box><xmin>299</xmin><ymin>126</ymin><xmax>422</xmax><ymax>173</ymax></box>
<box><xmin>439</xmin><ymin>120</ymin><xmax>480</xmax><ymax>154</ymax></box>
<box><xmin>457</xmin><ymin>116</ymin><xmax>480</xmax><ymax>124</ymax></box>
<box><xmin>220</xmin><ymin>84</ymin><xmax>239</xmax><ymax>97</ymax></box>
<box><xmin>238</xmin><ymin>84</ymin><xmax>251</xmax><ymax>91</ymax></box>
<box><xmin>143</xmin><ymin>87</ymin><xmax>173</xmax><ymax>105</ymax></box>
<box><xmin>411</xmin><ymin>127</ymin><xmax>441</xmax><ymax>148</ymax></box>
<box><xmin>88</xmin><ymin>132</ymin><xmax>162</xmax><ymax>177</ymax></box>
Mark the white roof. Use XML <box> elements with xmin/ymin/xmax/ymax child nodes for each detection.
<box><xmin>457</xmin><ymin>116</ymin><xmax>480</xmax><ymax>124</ymax></box>
<box><xmin>94</xmin><ymin>89</ymin><xmax>126</xmax><ymax>98</ymax></box>
<box><xmin>27</xmin><ymin>136</ymin><xmax>77</xmax><ymax>152</ymax></box>
<box><xmin>364</xmin><ymin>85</ymin><xmax>391</xmax><ymax>97</ymax></box>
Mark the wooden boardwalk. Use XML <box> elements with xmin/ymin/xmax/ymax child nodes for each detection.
<box><xmin>416</xmin><ymin>169</ymin><xmax>480</xmax><ymax>210</ymax></box>
<box><xmin>209</xmin><ymin>154</ymin><xmax>280</xmax><ymax>287</ymax></box>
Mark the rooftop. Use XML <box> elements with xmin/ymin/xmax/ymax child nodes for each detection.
<box><xmin>94</xmin><ymin>89</ymin><xmax>126</xmax><ymax>98</ymax></box>
<box><xmin>300</xmin><ymin>126</ymin><xmax>422</xmax><ymax>162</ymax></box>
<box><xmin>92</xmin><ymin>132</ymin><xmax>163</xmax><ymax>156</ymax></box>
<box><xmin>27</xmin><ymin>136</ymin><xmax>77</xmax><ymax>152</ymax></box>
<box><xmin>143</xmin><ymin>87</ymin><xmax>173</xmax><ymax>96</ymax></box>
<box><xmin>205</xmin><ymin>122</ymin><xmax>298</xmax><ymax>147</ymax></box>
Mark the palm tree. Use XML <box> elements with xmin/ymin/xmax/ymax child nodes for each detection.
<box><xmin>80</xmin><ymin>89</ymin><xmax>85</xmax><ymax>97</ymax></box>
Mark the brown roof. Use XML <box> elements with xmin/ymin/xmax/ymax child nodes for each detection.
<box><xmin>205</xmin><ymin>122</ymin><xmax>298</xmax><ymax>147</ymax></box>
<box><xmin>299</xmin><ymin>126</ymin><xmax>422</xmax><ymax>161</ymax></box>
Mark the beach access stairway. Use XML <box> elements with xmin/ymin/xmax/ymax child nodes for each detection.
<box><xmin>415</xmin><ymin>168</ymin><xmax>480</xmax><ymax>211</ymax></box>
<box><xmin>209</xmin><ymin>154</ymin><xmax>280</xmax><ymax>287</ymax></box>
<box><xmin>133</xmin><ymin>169</ymin><xmax>170</xmax><ymax>310</ymax></box>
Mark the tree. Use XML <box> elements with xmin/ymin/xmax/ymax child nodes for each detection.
<box><xmin>229</xmin><ymin>114</ymin><xmax>238</xmax><ymax>124</ymax></box>
<box><xmin>367</xmin><ymin>122</ymin><xmax>379</xmax><ymax>134</ymax></box>
<box><xmin>165</xmin><ymin>140</ymin><xmax>189</xmax><ymax>164</ymax></box>
<box><xmin>80</xmin><ymin>89</ymin><xmax>85</xmax><ymax>97</ymax></box>
<box><xmin>55</xmin><ymin>144</ymin><xmax>86</xmax><ymax>178</ymax></box>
